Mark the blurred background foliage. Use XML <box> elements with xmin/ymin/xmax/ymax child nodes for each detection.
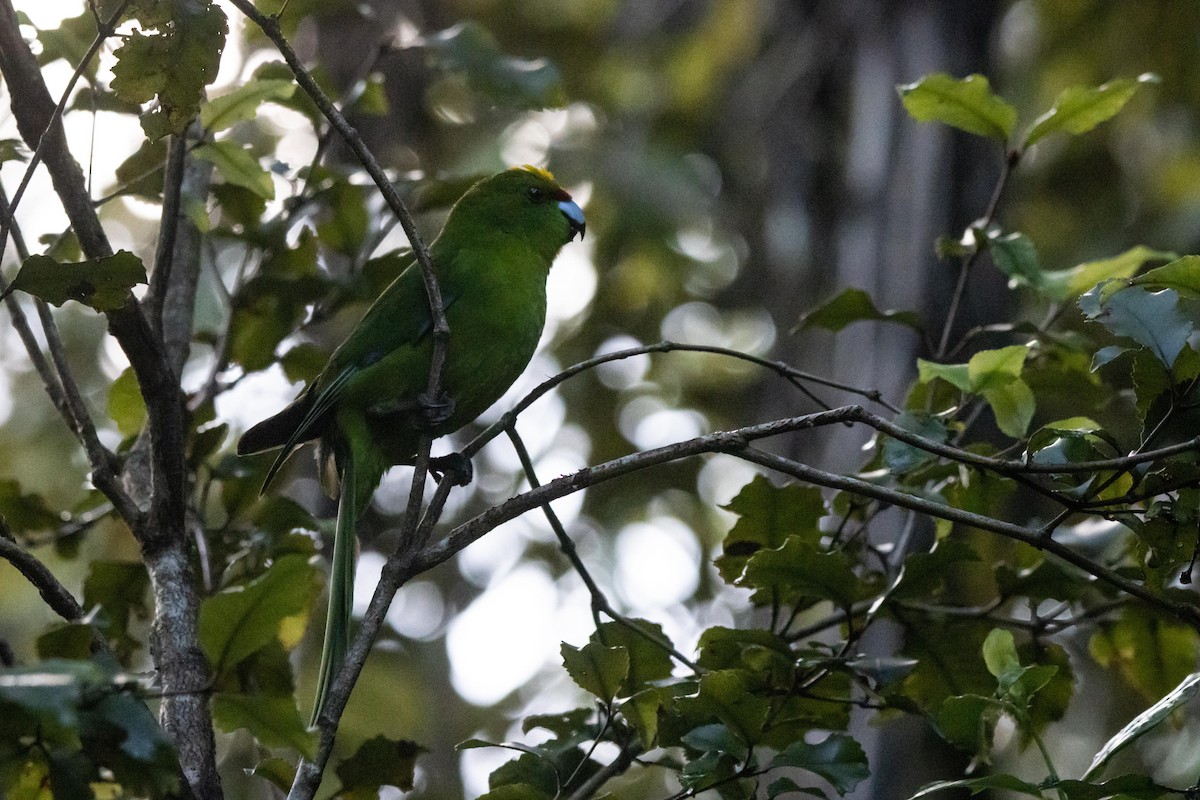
<box><xmin>4</xmin><ymin>0</ymin><xmax>1200</xmax><ymax>797</ymax></box>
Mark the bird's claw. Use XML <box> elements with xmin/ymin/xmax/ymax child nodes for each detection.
<box><xmin>429</xmin><ymin>453</ymin><xmax>473</xmax><ymax>486</ymax></box>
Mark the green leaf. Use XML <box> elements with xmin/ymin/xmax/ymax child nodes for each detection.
<box><xmin>107</xmin><ymin>367</ymin><xmax>147</xmax><ymax>438</ymax></box>
<box><xmin>1083</xmin><ymin>671</ymin><xmax>1200</xmax><ymax>781</ymax></box>
<box><xmin>211</xmin><ymin>694</ymin><xmax>316</xmax><ymax>758</ymax></box>
<box><xmin>793</xmin><ymin>288</ymin><xmax>921</xmax><ymax>333</ymax></box>
<box><xmin>0</xmin><ymin>479</ymin><xmax>61</xmax><ymax>533</ymax></box>
<box><xmin>193</xmin><ymin>142</ymin><xmax>275</xmax><ymax>200</ymax></box>
<box><xmin>1091</xmin><ymin>287</ymin><xmax>1192</xmax><ymax>368</ymax></box>
<box><xmin>36</xmin><ymin>624</ymin><xmax>95</xmax><ymax>661</ymax></box>
<box><xmin>248</xmin><ymin>757</ymin><xmax>296</xmax><ymax>793</ymax></box>
<box><xmin>676</xmin><ymin>670</ymin><xmax>770</xmax><ymax>745</ymax></box>
<box><xmin>1052</xmin><ymin>775</ymin><xmax>1176</xmax><ymax>800</ymax></box>
<box><xmin>981</xmin><ymin>629</ymin><xmax>1020</xmax><ymax>681</ymax></box>
<box><xmin>742</xmin><ymin>536</ymin><xmax>876</xmax><ymax>610</ymax></box>
<box><xmin>844</xmin><ymin>656</ymin><xmax>919</xmax><ymax>688</ymax></box>
<box><xmin>0</xmin><ymin>138</ymin><xmax>28</xmax><ymax>164</ymax></box>
<box><xmin>5</xmin><ymin>251</ymin><xmax>146</xmax><ymax>311</ymax></box>
<box><xmin>931</xmin><ymin>695</ymin><xmax>999</xmax><ymax>757</ymax></box>
<box><xmin>1132</xmin><ymin>254</ymin><xmax>1200</xmax><ymax>296</ymax></box>
<box><xmin>910</xmin><ymin>774</ymin><xmax>1044</xmax><ymax>799</ymax></box>
<box><xmin>989</xmin><ymin>232</ymin><xmax>1042</xmax><ymax>290</ymax></box>
<box><xmin>348</xmin><ymin>73</ymin><xmax>389</xmax><ymax>116</ymax></box>
<box><xmin>200</xmin><ymin>78</ymin><xmax>296</xmax><ymax>131</ymax></box>
<box><xmin>335</xmin><ymin>736</ymin><xmax>426</xmax><ymax>797</ymax></box>
<box><xmin>83</xmin><ymin>561</ymin><xmax>150</xmax><ymax>663</ymax></box>
<box><xmin>1024</xmin><ymin>73</ymin><xmax>1158</xmax><ymax>148</ymax></box>
<box><xmin>110</xmin><ymin>1</ymin><xmax>228</xmax><ymax>139</ymax></box>
<box><xmin>199</xmin><ymin>554</ymin><xmax>319</xmax><ymax>674</ymax></box>
<box><xmin>560</xmin><ymin>641</ymin><xmax>629</xmax><ymax>701</ymax></box>
<box><xmin>1089</xmin><ymin>606</ymin><xmax>1198</xmax><ymax>703</ymax></box>
<box><xmin>0</xmin><ymin>659</ymin><xmax>104</xmax><ymax>728</ymax></box>
<box><xmin>620</xmin><ymin>688</ymin><xmax>670</xmax><ymax>749</ymax></box>
<box><xmin>315</xmin><ymin>182</ymin><xmax>368</xmax><ymax>255</ymax></box>
<box><xmin>81</xmin><ymin>692</ymin><xmax>180</xmax><ymax>797</ymax></box>
<box><xmin>882</xmin><ymin>411</ymin><xmax>950</xmax><ymax>474</ymax></box>
<box><xmin>681</xmin><ymin>722</ymin><xmax>748</xmax><ymax>762</ymax></box>
<box><xmin>897</xmin><ymin>73</ymin><xmax>1017</xmax><ymax>141</ymax></box>
<box><xmin>916</xmin><ymin>359</ymin><xmax>970</xmax><ymax>392</ymax></box>
<box><xmin>1040</xmin><ymin>245</ymin><xmax>1175</xmax><ymax>300</ymax></box>
<box><xmin>423</xmin><ymin>21</ymin><xmax>566</xmax><ymax>109</ymax></box>
<box><xmin>718</xmin><ymin>476</ymin><xmax>825</xmax><ymax>582</ymax></box>
<box><xmin>969</xmin><ymin>346</ymin><xmax>1035</xmax><ymax>437</ymax></box>
<box><xmin>770</xmin><ymin>734</ymin><xmax>870</xmax><ymax>794</ymax></box>
<box><xmin>588</xmin><ymin>620</ymin><xmax>673</xmax><ymax>697</ymax></box>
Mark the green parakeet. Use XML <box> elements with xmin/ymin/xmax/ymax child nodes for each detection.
<box><xmin>237</xmin><ymin>165</ymin><xmax>585</xmax><ymax>722</ymax></box>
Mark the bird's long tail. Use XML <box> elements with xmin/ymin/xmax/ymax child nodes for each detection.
<box><xmin>311</xmin><ymin>455</ymin><xmax>358</xmax><ymax>726</ymax></box>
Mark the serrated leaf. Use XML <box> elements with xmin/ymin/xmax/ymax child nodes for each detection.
<box><xmin>560</xmin><ymin>641</ymin><xmax>629</xmax><ymax>701</ymax></box>
<box><xmin>742</xmin><ymin>536</ymin><xmax>875</xmax><ymax>610</ymax></box>
<box><xmin>110</xmin><ymin>1</ymin><xmax>228</xmax><ymax>139</ymax></box>
<box><xmin>211</xmin><ymin>693</ymin><xmax>316</xmax><ymax>758</ymax></box>
<box><xmin>677</xmin><ymin>670</ymin><xmax>770</xmax><ymax>746</ymax></box>
<box><xmin>769</xmin><ymin>734</ymin><xmax>870</xmax><ymax>794</ymax></box>
<box><xmin>5</xmin><ymin>251</ymin><xmax>146</xmax><ymax>311</ymax></box>
<box><xmin>194</xmin><ymin>141</ymin><xmax>275</xmax><ymax>199</ymax></box>
<box><xmin>969</xmin><ymin>346</ymin><xmax>1035</xmax><ymax>437</ymax></box>
<box><xmin>1093</xmin><ymin>287</ymin><xmax>1192</xmax><ymax>368</ymax></box>
<box><xmin>793</xmin><ymin>288</ymin><xmax>921</xmax><ymax>333</ymax></box>
<box><xmin>335</xmin><ymin>735</ymin><xmax>425</xmax><ymax>797</ymax></box>
<box><xmin>897</xmin><ymin>73</ymin><xmax>1017</xmax><ymax>141</ymax></box>
<box><xmin>200</xmin><ymin>78</ymin><xmax>296</xmax><ymax>131</ymax></box>
<box><xmin>588</xmin><ymin>620</ymin><xmax>673</xmax><ymax>697</ymax></box>
<box><xmin>1083</xmin><ymin>672</ymin><xmax>1200</xmax><ymax>781</ymax></box>
<box><xmin>1024</xmin><ymin>74</ymin><xmax>1158</xmax><ymax>148</ymax></box>
<box><xmin>199</xmin><ymin>554</ymin><xmax>319</xmax><ymax>674</ymax></box>
<box><xmin>718</xmin><ymin>476</ymin><xmax>825</xmax><ymax>582</ymax></box>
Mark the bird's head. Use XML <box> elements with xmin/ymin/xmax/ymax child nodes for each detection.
<box><xmin>448</xmin><ymin>165</ymin><xmax>586</xmax><ymax>252</ymax></box>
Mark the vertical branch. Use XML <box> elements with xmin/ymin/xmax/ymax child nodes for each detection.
<box><xmin>0</xmin><ymin>4</ymin><xmax>221</xmax><ymax>797</ymax></box>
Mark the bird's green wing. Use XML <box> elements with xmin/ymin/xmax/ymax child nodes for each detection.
<box><xmin>256</xmin><ymin>258</ymin><xmax>459</xmax><ymax>489</ymax></box>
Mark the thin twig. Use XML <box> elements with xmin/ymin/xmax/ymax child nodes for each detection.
<box><xmin>505</xmin><ymin>424</ymin><xmax>699</xmax><ymax>672</ymax></box>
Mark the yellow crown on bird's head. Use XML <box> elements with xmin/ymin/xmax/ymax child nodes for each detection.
<box><xmin>512</xmin><ymin>164</ymin><xmax>558</xmax><ymax>183</ymax></box>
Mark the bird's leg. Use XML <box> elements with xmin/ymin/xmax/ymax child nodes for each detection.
<box><xmin>415</xmin><ymin>390</ymin><xmax>456</xmax><ymax>429</ymax></box>
<box><xmin>429</xmin><ymin>453</ymin><xmax>473</xmax><ymax>486</ymax></box>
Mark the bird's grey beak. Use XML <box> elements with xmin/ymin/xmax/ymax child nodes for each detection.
<box><xmin>558</xmin><ymin>199</ymin><xmax>586</xmax><ymax>241</ymax></box>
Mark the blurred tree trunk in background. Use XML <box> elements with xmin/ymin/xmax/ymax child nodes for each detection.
<box><xmin>718</xmin><ymin>2</ymin><xmax>1004</xmax><ymax>796</ymax></box>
